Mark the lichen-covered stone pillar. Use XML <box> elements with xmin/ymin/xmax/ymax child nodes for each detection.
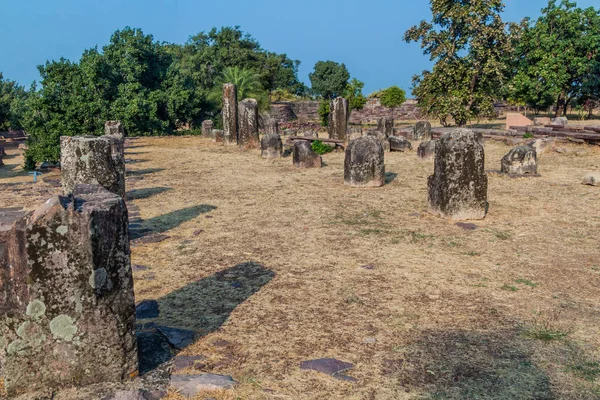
<box><xmin>238</xmin><ymin>98</ymin><xmax>259</xmax><ymax>149</ymax></box>
<box><xmin>61</xmin><ymin>136</ymin><xmax>125</xmax><ymax>198</ymax></box>
<box><xmin>105</xmin><ymin>120</ymin><xmax>125</xmax><ymax>137</ymax></box>
<box><xmin>428</xmin><ymin>129</ymin><xmax>488</xmax><ymax>220</ymax></box>
<box><xmin>377</xmin><ymin>117</ymin><xmax>393</xmax><ymax>137</ymax></box>
<box><xmin>0</xmin><ymin>184</ymin><xmax>138</xmax><ymax>397</ymax></box>
<box><xmin>104</xmin><ymin>121</ymin><xmax>125</xmax><ymax>160</ymax></box>
<box><xmin>222</xmin><ymin>84</ymin><xmax>238</xmax><ymax>146</ymax></box>
<box><xmin>328</xmin><ymin>97</ymin><xmax>349</xmax><ymax>140</ymax></box>
<box><xmin>202</xmin><ymin>120</ymin><xmax>214</xmax><ymax>138</ymax></box>
<box><xmin>344</xmin><ymin>136</ymin><xmax>385</xmax><ymax>187</ymax></box>
<box><xmin>413</xmin><ymin>121</ymin><xmax>432</xmax><ymax>141</ymax></box>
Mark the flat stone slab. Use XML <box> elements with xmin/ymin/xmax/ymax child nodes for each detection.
<box><xmin>172</xmin><ymin>355</ymin><xmax>206</xmax><ymax>372</ymax></box>
<box><xmin>157</xmin><ymin>326</ymin><xmax>196</xmax><ymax>349</ymax></box>
<box><xmin>136</xmin><ymin>300</ymin><xmax>160</xmax><ymax>319</ymax></box>
<box><xmin>170</xmin><ymin>374</ymin><xmax>238</xmax><ymax>397</ymax></box>
<box><xmin>300</xmin><ymin>358</ymin><xmax>354</xmax><ymax>375</ymax></box>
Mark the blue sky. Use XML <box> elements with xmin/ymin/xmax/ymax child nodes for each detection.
<box><xmin>0</xmin><ymin>0</ymin><xmax>597</xmax><ymax>95</ymax></box>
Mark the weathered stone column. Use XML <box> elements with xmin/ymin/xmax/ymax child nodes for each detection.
<box><xmin>104</xmin><ymin>121</ymin><xmax>125</xmax><ymax>159</ymax></box>
<box><xmin>428</xmin><ymin>129</ymin><xmax>488</xmax><ymax>220</ymax></box>
<box><xmin>105</xmin><ymin>120</ymin><xmax>125</xmax><ymax>137</ymax></box>
<box><xmin>0</xmin><ymin>184</ymin><xmax>138</xmax><ymax>397</ymax></box>
<box><xmin>202</xmin><ymin>120</ymin><xmax>214</xmax><ymax>138</ymax></box>
<box><xmin>213</xmin><ymin>129</ymin><xmax>224</xmax><ymax>143</ymax></box>
<box><xmin>417</xmin><ymin>140</ymin><xmax>436</xmax><ymax>159</ymax></box>
<box><xmin>261</xmin><ymin>134</ymin><xmax>283</xmax><ymax>159</ymax></box>
<box><xmin>344</xmin><ymin>136</ymin><xmax>385</xmax><ymax>187</ymax></box>
<box><xmin>413</xmin><ymin>121</ymin><xmax>432</xmax><ymax>141</ymax></box>
<box><xmin>377</xmin><ymin>117</ymin><xmax>394</xmax><ymax>137</ymax></box>
<box><xmin>328</xmin><ymin>97</ymin><xmax>349</xmax><ymax>140</ymax></box>
<box><xmin>238</xmin><ymin>98</ymin><xmax>259</xmax><ymax>149</ymax></box>
<box><xmin>263</xmin><ymin>117</ymin><xmax>279</xmax><ymax>135</ymax></box>
<box><xmin>61</xmin><ymin>136</ymin><xmax>126</xmax><ymax>198</ymax></box>
<box><xmin>222</xmin><ymin>84</ymin><xmax>238</xmax><ymax>145</ymax></box>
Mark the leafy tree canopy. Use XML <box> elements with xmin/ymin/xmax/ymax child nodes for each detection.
<box><xmin>344</xmin><ymin>78</ymin><xmax>368</xmax><ymax>110</ymax></box>
<box><xmin>309</xmin><ymin>61</ymin><xmax>350</xmax><ymax>100</ymax></box>
<box><xmin>380</xmin><ymin>86</ymin><xmax>407</xmax><ymax>119</ymax></box>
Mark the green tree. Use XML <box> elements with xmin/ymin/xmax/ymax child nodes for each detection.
<box><xmin>309</xmin><ymin>61</ymin><xmax>350</xmax><ymax>100</ymax></box>
<box><xmin>210</xmin><ymin>67</ymin><xmax>269</xmax><ymax>110</ymax></box>
<box><xmin>380</xmin><ymin>86</ymin><xmax>406</xmax><ymax>120</ymax></box>
<box><xmin>344</xmin><ymin>78</ymin><xmax>368</xmax><ymax>110</ymax></box>
<box><xmin>0</xmin><ymin>73</ymin><xmax>28</xmax><ymax>131</ymax></box>
<box><xmin>405</xmin><ymin>0</ymin><xmax>512</xmax><ymax>126</ymax></box>
<box><xmin>510</xmin><ymin>0</ymin><xmax>600</xmax><ymax>117</ymax></box>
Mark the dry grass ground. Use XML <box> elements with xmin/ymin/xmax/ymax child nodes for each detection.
<box><xmin>2</xmin><ymin>133</ymin><xmax>600</xmax><ymax>399</ymax></box>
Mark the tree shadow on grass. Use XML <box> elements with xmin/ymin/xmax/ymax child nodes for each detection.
<box><xmin>386</xmin><ymin>329</ymin><xmax>554</xmax><ymax>399</ymax></box>
<box><xmin>126</xmin><ymin>187</ymin><xmax>172</xmax><ymax>201</ymax></box>
<box><xmin>137</xmin><ymin>262</ymin><xmax>274</xmax><ymax>374</ymax></box>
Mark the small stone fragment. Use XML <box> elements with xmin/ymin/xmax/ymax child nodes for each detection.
<box><xmin>300</xmin><ymin>358</ymin><xmax>354</xmax><ymax>375</ymax></box>
<box><xmin>501</xmin><ymin>146</ymin><xmax>538</xmax><ymax>175</ymax></box>
<box><xmin>455</xmin><ymin>222</ymin><xmax>478</xmax><ymax>230</ymax></box>
<box><xmin>582</xmin><ymin>173</ymin><xmax>600</xmax><ymax>186</ymax></box>
<box><xmin>169</xmin><ymin>374</ymin><xmax>238</xmax><ymax>397</ymax></box>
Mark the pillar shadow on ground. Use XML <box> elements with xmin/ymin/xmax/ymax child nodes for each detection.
<box><xmin>136</xmin><ymin>262</ymin><xmax>275</xmax><ymax>374</ymax></box>
<box><xmin>385</xmin><ymin>329</ymin><xmax>553</xmax><ymax>399</ymax></box>
<box><xmin>126</xmin><ymin>187</ymin><xmax>172</xmax><ymax>201</ymax></box>
<box><xmin>126</xmin><ymin>168</ymin><xmax>165</xmax><ymax>177</ymax></box>
<box><xmin>129</xmin><ymin>204</ymin><xmax>216</xmax><ymax>240</ymax></box>
<box><xmin>385</xmin><ymin>172</ymin><xmax>398</xmax><ymax>184</ymax></box>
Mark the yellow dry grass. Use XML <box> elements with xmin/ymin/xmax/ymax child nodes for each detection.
<box><xmin>2</xmin><ymin>133</ymin><xmax>600</xmax><ymax>399</ymax></box>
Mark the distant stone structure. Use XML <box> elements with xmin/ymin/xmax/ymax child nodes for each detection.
<box><xmin>344</xmin><ymin>136</ymin><xmax>385</xmax><ymax>187</ymax></box>
<box><xmin>202</xmin><ymin>120</ymin><xmax>214</xmax><ymax>138</ymax></box>
<box><xmin>347</xmin><ymin>126</ymin><xmax>363</xmax><ymax>143</ymax></box>
<box><xmin>533</xmin><ymin>117</ymin><xmax>551</xmax><ymax>126</ymax></box>
<box><xmin>377</xmin><ymin>117</ymin><xmax>394</xmax><ymax>137</ymax></box>
<box><xmin>501</xmin><ymin>146</ymin><xmax>538</xmax><ymax>175</ymax></box>
<box><xmin>428</xmin><ymin>129</ymin><xmax>488</xmax><ymax>220</ymax></box>
<box><xmin>238</xmin><ymin>99</ymin><xmax>260</xmax><ymax>149</ymax></box>
<box><xmin>0</xmin><ymin>184</ymin><xmax>138</xmax><ymax>397</ymax></box>
<box><xmin>367</xmin><ymin>130</ymin><xmax>390</xmax><ymax>152</ymax></box>
<box><xmin>413</xmin><ymin>121</ymin><xmax>432</xmax><ymax>141</ymax></box>
<box><xmin>213</xmin><ymin>129</ymin><xmax>224</xmax><ymax>143</ymax></box>
<box><xmin>292</xmin><ymin>141</ymin><xmax>321</xmax><ymax>168</ymax></box>
<box><xmin>61</xmin><ymin>136</ymin><xmax>126</xmax><ymax>198</ymax></box>
<box><xmin>104</xmin><ymin>121</ymin><xmax>125</xmax><ymax>159</ymax></box>
<box><xmin>389</xmin><ymin>136</ymin><xmax>412</xmax><ymax>152</ymax></box>
<box><xmin>328</xmin><ymin>98</ymin><xmax>349</xmax><ymax>141</ymax></box>
<box><xmin>506</xmin><ymin>113</ymin><xmax>533</xmax><ymax>129</ymax></box>
<box><xmin>552</xmin><ymin>117</ymin><xmax>568</xmax><ymax>126</ymax></box>
<box><xmin>417</xmin><ymin>140</ymin><xmax>436</xmax><ymax>159</ymax></box>
<box><xmin>261</xmin><ymin>134</ymin><xmax>282</xmax><ymax>159</ymax></box>
<box><xmin>222</xmin><ymin>84</ymin><xmax>238</xmax><ymax>145</ymax></box>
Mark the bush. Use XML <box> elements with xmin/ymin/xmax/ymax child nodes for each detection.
<box><xmin>312</xmin><ymin>140</ymin><xmax>334</xmax><ymax>155</ymax></box>
<box><xmin>318</xmin><ymin>101</ymin><xmax>330</xmax><ymax>127</ymax></box>
<box><xmin>523</xmin><ymin>133</ymin><xmax>534</xmax><ymax>139</ymax></box>
<box><xmin>23</xmin><ymin>154</ymin><xmax>36</xmax><ymax>171</ymax></box>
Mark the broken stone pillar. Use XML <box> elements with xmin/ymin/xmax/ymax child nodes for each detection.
<box><xmin>293</xmin><ymin>141</ymin><xmax>321</xmax><ymax>168</ymax></box>
<box><xmin>428</xmin><ymin>129</ymin><xmax>488</xmax><ymax>220</ymax></box>
<box><xmin>261</xmin><ymin>134</ymin><xmax>283</xmax><ymax>159</ymax></box>
<box><xmin>417</xmin><ymin>140</ymin><xmax>436</xmax><ymax>159</ymax></box>
<box><xmin>344</xmin><ymin>136</ymin><xmax>385</xmax><ymax>187</ymax></box>
<box><xmin>0</xmin><ymin>184</ymin><xmax>138</xmax><ymax>397</ymax></box>
<box><xmin>501</xmin><ymin>146</ymin><xmax>538</xmax><ymax>175</ymax></box>
<box><xmin>389</xmin><ymin>136</ymin><xmax>412</xmax><ymax>152</ymax></box>
<box><xmin>582</xmin><ymin>173</ymin><xmax>599</xmax><ymax>186</ymax></box>
<box><xmin>61</xmin><ymin>136</ymin><xmax>126</xmax><ymax>198</ymax></box>
<box><xmin>328</xmin><ymin>97</ymin><xmax>349</xmax><ymax>141</ymax></box>
<box><xmin>212</xmin><ymin>129</ymin><xmax>224</xmax><ymax>143</ymax></box>
<box><xmin>413</xmin><ymin>121</ymin><xmax>432</xmax><ymax>141</ymax></box>
<box><xmin>377</xmin><ymin>117</ymin><xmax>393</xmax><ymax>137</ymax></box>
<box><xmin>104</xmin><ymin>121</ymin><xmax>125</xmax><ymax>160</ymax></box>
<box><xmin>238</xmin><ymin>99</ymin><xmax>259</xmax><ymax>149</ymax></box>
<box><xmin>263</xmin><ymin>118</ymin><xmax>279</xmax><ymax>135</ymax></box>
<box><xmin>202</xmin><ymin>120</ymin><xmax>214</xmax><ymax>138</ymax></box>
<box><xmin>222</xmin><ymin>84</ymin><xmax>238</xmax><ymax>146</ymax></box>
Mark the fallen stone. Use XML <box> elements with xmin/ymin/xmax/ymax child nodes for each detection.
<box><xmin>417</xmin><ymin>140</ymin><xmax>436</xmax><ymax>159</ymax></box>
<box><xmin>157</xmin><ymin>326</ymin><xmax>196</xmax><ymax>350</ymax></box>
<box><xmin>389</xmin><ymin>136</ymin><xmax>412</xmax><ymax>152</ymax></box>
<box><xmin>533</xmin><ymin>117</ymin><xmax>551</xmax><ymax>126</ymax></box>
<box><xmin>582</xmin><ymin>173</ymin><xmax>600</xmax><ymax>186</ymax></box>
<box><xmin>300</xmin><ymin>358</ymin><xmax>354</xmax><ymax>375</ymax></box>
<box><xmin>344</xmin><ymin>136</ymin><xmax>385</xmax><ymax>187</ymax></box>
<box><xmin>293</xmin><ymin>141</ymin><xmax>322</xmax><ymax>168</ymax></box>
<box><xmin>551</xmin><ymin>117</ymin><xmax>568</xmax><ymax>126</ymax></box>
<box><xmin>501</xmin><ymin>146</ymin><xmax>538</xmax><ymax>175</ymax></box>
<box><xmin>170</xmin><ymin>374</ymin><xmax>238</xmax><ymax>397</ymax></box>
<box><xmin>261</xmin><ymin>134</ymin><xmax>283</xmax><ymax>159</ymax></box>
<box><xmin>136</xmin><ymin>300</ymin><xmax>160</xmax><ymax>319</ymax></box>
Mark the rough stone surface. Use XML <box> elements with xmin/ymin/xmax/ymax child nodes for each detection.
<box><xmin>328</xmin><ymin>97</ymin><xmax>349</xmax><ymax>140</ymax></box>
<box><xmin>551</xmin><ymin>117</ymin><xmax>568</xmax><ymax>126</ymax></box>
<box><xmin>292</xmin><ymin>141</ymin><xmax>321</xmax><ymax>168</ymax></box>
<box><xmin>533</xmin><ymin>117</ymin><xmax>552</xmax><ymax>126</ymax></box>
<box><xmin>347</xmin><ymin>127</ymin><xmax>363</xmax><ymax>143</ymax></box>
<box><xmin>367</xmin><ymin>130</ymin><xmax>390</xmax><ymax>152</ymax></box>
<box><xmin>212</xmin><ymin>129</ymin><xmax>224</xmax><ymax>143</ymax></box>
<box><xmin>377</xmin><ymin>117</ymin><xmax>394</xmax><ymax>137</ymax></box>
<box><xmin>261</xmin><ymin>134</ymin><xmax>283</xmax><ymax>159</ymax></box>
<box><xmin>527</xmin><ymin>138</ymin><xmax>554</xmax><ymax>155</ymax></box>
<box><xmin>428</xmin><ymin>129</ymin><xmax>488</xmax><ymax>220</ymax></box>
<box><xmin>137</xmin><ymin>331</ymin><xmax>172</xmax><ymax>374</ymax></box>
<box><xmin>105</xmin><ymin>120</ymin><xmax>125</xmax><ymax>136</ymax></box>
<box><xmin>262</xmin><ymin>117</ymin><xmax>279</xmax><ymax>135</ymax></box>
<box><xmin>501</xmin><ymin>146</ymin><xmax>538</xmax><ymax>175</ymax></box>
<box><xmin>170</xmin><ymin>374</ymin><xmax>237</xmax><ymax>397</ymax></box>
<box><xmin>300</xmin><ymin>358</ymin><xmax>354</xmax><ymax>375</ymax></box>
<box><xmin>172</xmin><ymin>355</ymin><xmax>206</xmax><ymax>372</ymax></box>
<box><xmin>136</xmin><ymin>300</ymin><xmax>160</xmax><ymax>319</ymax></box>
<box><xmin>389</xmin><ymin>136</ymin><xmax>412</xmax><ymax>152</ymax></box>
<box><xmin>417</xmin><ymin>140</ymin><xmax>436</xmax><ymax>159</ymax></box>
<box><xmin>344</xmin><ymin>136</ymin><xmax>385</xmax><ymax>187</ymax></box>
<box><xmin>61</xmin><ymin>136</ymin><xmax>126</xmax><ymax>198</ymax></box>
<box><xmin>222</xmin><ymin>84</ymin><xmax>238</xmax><ymax>146</ymax></box>
<box><xmin>0</xmin><ymin>184</ymin><xmax>137</xmax><ymax>396</ymax></box>
<box><xmin>201</xmin><ymin>120</ymin><xmax>214</xmax><ymax>138</ymax></box>
<box><xmin>238</xmin><ymin>99</ymin><xmax>259</xmax><ymax>149</ymax></box>
<box><xmin>582</xmin><ymin>173</ymin><xmax>600</xmax><ymax>186</ymax></box>
<box><xmin>413</xmin><ymin>121</ymin><xmax>432</xmax><ymax>141</ymax></box>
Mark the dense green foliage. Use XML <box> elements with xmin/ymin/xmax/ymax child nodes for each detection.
<box><xmin>317</xmin><ymin>100</ymin><xmax>330</xmax><ymax>127</ymax></box>
<box><xmin>0</xmin><ymin>73</ymin><xmax>28</xmax><ymax>131</ymax></box>
<box><xmin>22</xmin><ymin>26</ymin><xmax>303</xmax><ymax>162</ymax></box>
<box><xmin>405</xmin><ymin>0</ymin><xmax>512</xmax><ymax>126</ymax></box>
<box><xmin>380</xmin><ymin>86</ymin><xmax>407</xmax><ymax>119</ymax></box>
<box><xmin>309</xmin><ymin>61</ymin><xmax>350</xmax><ymax>100</ymax></box>
<box><xmin>344</xmin><ymin>78</ymin><xmax>367</xmax><ymax>110</ymax></box>
<box><xmin>509</xmin><ymin>0</ymin><xmax>600</xmax><ymax>116</ymax></box>
<box><xmin>311</xmin><ymin>140</ymin><xmax>334</xmax><ymax>155</ymax></box>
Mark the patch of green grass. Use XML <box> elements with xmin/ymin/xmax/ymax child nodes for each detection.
<box><xmin>490</xmin><ymin>228</ymin><xmax>514</xmax><ymax>240</ymax></box>
<box><xmin>569</xmin><ymin>362</ymin><xmax>600</xmax><ymax>382</ymax></box>
<box><xmin>515</xmin><ymin>279</ymin><xmax>538</xmax><ymax>288</ymax></box>
<box><xmin>410</xmin><ymin>231</ymin><xmax>435</xmax><ymax>243</ymax></box>
<box><xmin>466</xmin><ymin>251</ymin><xmax>481</xmax><ymax>256</ymax></box>
<box><xmin>521</xmin><ymin>324</ymin><xmax>569</xmax><ymax>341</ymax></box>
<box><xmin>501</xmin><ymin>284</ymin><xmax>519</xmax><ymax>292</ymax></box>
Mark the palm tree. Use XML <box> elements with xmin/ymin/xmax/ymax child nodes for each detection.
<box><xmin>210</xmin><ymin>67</ymin><xmax>269</xmax><ymax>110</ymax></box>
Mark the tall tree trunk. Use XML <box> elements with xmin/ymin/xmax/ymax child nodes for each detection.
<box><xmin>555</xmin><ymin>93</ymin><xmax>566</xmax><ymax>117</ymax></box>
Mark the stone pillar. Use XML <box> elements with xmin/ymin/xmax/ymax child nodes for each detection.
<box><xmin>202</xmin><ymin>120</ymin><xmax>214</xmax><ymax>138</ymax></box>
<box><xmin>344</xmin><ymin>136</ymin><xmax>385</xmax><ymax>187</ymax></box>
<box><xmin>428</xmin><ymin>129</ymin><xmax>488</xmax><ymax>220</ymax></box>
<box><xmin>0</xmin><ymin>184</ymin><xmax>137</xmax><ymax>397</ymax></box>
<box><xmin>105</xmin><ymin>121</ymin><xmax>125</xmax><ymax>137</ymax></box>
<box><xmin>501</xmin><ymin>146</ymin><xmax>537</xmax><ymax>175</ymax></box>
<box><xmin>261</xmin><ymin>134</ymin><xmax>283</xmax><ymax>159</ymax></box>
<box><xmin>377</xmin><ymin>117</ymin><xmax>393</xmax><ymax>137</ymax></box>
<box><xmin>104</xmin><ymin>121</ymin><xmax>125</xmax><ymax>159</ymax></box>
<box><xmin>417</xmin><ymin>140</ymin><xmax>436</xmax><ymax>159</ymax></box>
<box><xmin>238</xmin><ymin>99</ymin><xmax>260</xmax><ymax>149</ymax></box>
<box><xmin>263</xmin><ymin>118</ymin><xmax>279</xmax><ymax>135</ymax></box>
<box><xmin>367</xmin><ymin>130</ymin><xmax>390</xmax><ymax>152</ymax></box>
<box><xmin>222</xmin><ymin>84</ymin><xmax>238</xmax><ymax>145</ymax></box>
<box><xmin>328</xmin><ymin>97</ymin><xmax>349</xmax><ymax>140</ymax></box>
<box><xmin>413</xmin><ymin>121</ymin><xmax>432</xmax><ymax>141</ymax></box>
<box><xmin>293</xmin><ymin>141</ymin><xmax>321</xmax><ymax>168</ymax></box>
<box><xmin>61</xmin><ymin>136</ymin><xmax>125</xmax><ymax>198</ymax></box>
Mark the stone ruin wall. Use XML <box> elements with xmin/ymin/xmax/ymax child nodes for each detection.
<box><xmin>270</xmin><ymin>99</ymin><xmax>424</xmax><ymax>125</ymax></box>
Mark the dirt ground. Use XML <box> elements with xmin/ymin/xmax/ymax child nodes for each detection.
<box><xmin>1</xmin><ymin>133</ymin><xmax>600</xmax><ymax>399</ymax></box>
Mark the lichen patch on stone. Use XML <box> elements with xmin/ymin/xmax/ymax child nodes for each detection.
<box><xmin>49</xmin><ymin>315</ymin><xmax>77</xmax><ymax>341</ymax></box>
<box><xmin>26</xmin><ymin>300</ymin><xmax>47</xmax><ymax>319</ymax></box>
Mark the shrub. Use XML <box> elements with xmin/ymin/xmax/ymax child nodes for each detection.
<box><xmin>523</xmin><ymin>133</ymin><xmax>534</xmax><ymax>138</ymax></box>
<box><xmin>23</xmin><ymin>154</ymin><xmax>36</xmax><ymax>171</ymax></box>
<box><xmin>318</xmin><ymin>101</ymin><xmax>330</xmax><ymax>127</ymax></box>
<box><xmin>312</xmin><ymin>140</ymin><xmax>334</xmax><ymax>155</ymax></box>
